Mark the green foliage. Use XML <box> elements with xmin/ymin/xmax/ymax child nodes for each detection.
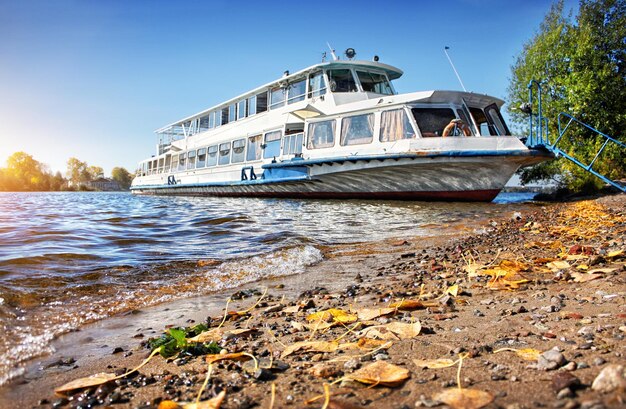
<box><xmin>508</xmin><ymin>0</ymin><xmax>626</xmax><ymax>190</ymax></box>
<box><xmin>147</xmin><ymin>323</ymin><xmax>220</xmax><ymax>359</ymax></box>
<box><xmin>0</xmin><ymin>152</ymin><xmax>67</xmax><ymax>191</ymax></box>
<box><xmin>111</xmin><ymin>166</ymin><xmax>133</xmax><ymax>190</ymax></box>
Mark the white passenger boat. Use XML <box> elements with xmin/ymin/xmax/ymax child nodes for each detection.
<box><xmin>131</xmin><ymin>50</ymin><xmax>552</xmax><ymax>201</ymax></box>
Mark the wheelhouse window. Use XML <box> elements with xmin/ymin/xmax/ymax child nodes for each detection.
<box><xmin>356</xmin><ymin>71</ymin><xmax>393</xmax><ymax>95</ymax></box>
<box><xmin>187</xmin><ymin>150</ymin><xmax>196</xmax><ymax>169</ymax></box>
<box><xmin>263</xmin><ymin>130</ymin><xmax>282</xmax><ymax>159</ymax></box>
<box><xmin>485</xmin><ymin>104</ymin><xmax>510</xmax><ymax>135</ymax></box>
<box><xmin>207</xmin><ymin>145</ymin><xmax>218</xmax><ymax>166</ymax></box>
<box><xmin>256</xmin><ymin>91</ymin><xmax>268</xmax><ymax>113</ymax></box>
<box><xmin>178</xmin><ymin>153</ymin><xmax>186</xmax><ymax>171</ymax></box>
<box><xmin>218</xmin><ymin>143</ymin><xmax>231</xmax><ymax>165</ymax></box>
<box><xmin>247</xmin><ymin>95</ymin><xmax>257</xmax><ymax>116</ymax></box>
<box><xmin>196</xmin><ymin>148</ymin><xmax>207</xmax><ymax>168</ymax></box>
<box><xmin>287</xmin><ymin>79</ymin><xmax>306</xmax><ymax>104</ymax></box>
<box><xmin>228</xmin><ymin>104</ymin><xmax>236</xmax><ymax>123</ymax></box>
<box><xmin>237</xmin><ymin>100</ymin><xmax>246</xmax><ymax>120</ymax></box>
<box><xmin>246</xmin><ymin>135</ymin><xmax>262</xmax><ymax>161</ymax></box>
<box><xmin>328</xmin><ymin>69</ymin><xmax>357</xmax><ymax>92</ymax></box>
<box><xmin>308</xmin><ymin>71</ymin><xmax>326</xmax><ymax>98</ymax></box>
<box><xmin>283</xmin><ymin>132</ymin><xmax>304</xmax><ymax>155</ymax></box>
<box><xmin>307</xmin><ymin>120</ymin><xmax>335</xmax><ymax>149</ymax></box>
<box><xmin>232</xmin><ymin>139</ymin><xmax>246</xmax><ymax>163</ymax></box>
<box><xmin>221</xmin><ymin>108</ymin><xmax>229</xmax><ymax>125</ymax></box>
<box><xmin>209</xmin><ymin>111</ymin><xmax>215</xmax><ymax>128</ymax></box>
<box><xmin>269</xmin><ymin>87</ymin><xmax>285</xmax><ymax>110</ymax></box>
<box><xmin>380</xmin><ymin>109</ymin><xmax>416</xmax><ymax>142</ymax></box>
<box><xmin>411</xmin><ymin>107</ymin><xmax>457</xmax><ymax>137</ymax></box>
<box><xmin>340</xmin><ymin>113</ymin><xmax>374</xmax><ymax>146</ymax></box>
<box><xmin>199</xmin><ymin>116</ymin><xmax>209</xmax><ymax>131</ymax></box>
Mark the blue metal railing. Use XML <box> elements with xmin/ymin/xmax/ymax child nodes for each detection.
<box><xmin>525</xmin><ymin>79</ymin><xmax>625</xmax><ymax>192</ymax></box>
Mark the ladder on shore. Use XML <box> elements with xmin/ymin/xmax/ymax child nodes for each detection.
<box><xmin>525</xmin><ymin>80</ymin><xmax>626</xmax><ymax>193</ymax></box>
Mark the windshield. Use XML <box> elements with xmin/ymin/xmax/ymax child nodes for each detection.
<box><xmin>356</xmin><ymin>71</ymin><xmax>394</xmax><ymax>95</ymax></box>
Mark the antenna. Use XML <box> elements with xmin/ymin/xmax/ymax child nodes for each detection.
<box><xmin>327</xmin><ymin>42</ymin><xmax>338</xmax><ymax>61</ymax></box>
<box><xmin>444</xmin><ymin>46</ymin><xmax>467</xmax><ymax>92</ymax></box>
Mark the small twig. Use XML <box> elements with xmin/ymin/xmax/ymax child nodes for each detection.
<box><xmin>269</xmin><ymin>382</ymin><xmax>276</xmax><ymax>409</ymax></box>
<box><xmin>195</xmin><ymin>364</ymin><xmax>213</xmax><ymax>405</ymax></box>
<box><xmin>216</xmin><ymin>298</ymin><xmax>232</xmax><ymax>330</ymax></box>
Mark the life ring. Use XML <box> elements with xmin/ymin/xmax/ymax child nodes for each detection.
<box><xmin>442</xmin><ymin>119</ymin><xmax>472</xmax><ymax>137</ymax></box>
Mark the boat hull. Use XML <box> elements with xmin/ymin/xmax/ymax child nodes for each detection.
<box><xmin>131</xmin><ymin>151</ymin><xmax>551</xmax><ymax>202</ymax></box>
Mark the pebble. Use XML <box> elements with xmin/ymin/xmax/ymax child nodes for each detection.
<box><xmin>556</xmin><ymin>387</ymin><xmax>574</xmax><ymax>399</ymax></box>
<box><xmin>591</xmin><ymin>364</ymin><xmax>626</xmax><ymax>393</ymax></box>
<box><xmin>344</xmin><ymin>358</ymin><xmax>361</xmax><ymax>370</ymax></box>
<box><xmin>577</xmin><ymin>362</ymin><xmax>590</xmax><ymax>369</ymax></box>
<box><xmin>592</xmin><ymin>357</ymin><xmax>605</xmax><ymax>366</ymax></box>
<box><xmin>538</xmin><ymin>348</ymin><xmax>568</xmax><ymax>371</ymax></box>
<box><xmin>552</xmin><ymin>371</ymin><xmax>580</xmax><ymax>392</ymax></box>
<box><xmin>562</xmin><ymin>362</ymin><xmax>577</xmax><ymax>371</ymax></box>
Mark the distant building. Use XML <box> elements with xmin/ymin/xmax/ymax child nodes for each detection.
<box><xmin>87</xmin><ymin>178</ymin><xmax>121</xmax><ymax>191</ymax></box>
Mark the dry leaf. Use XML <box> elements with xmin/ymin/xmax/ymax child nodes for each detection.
<box><xmin>356</xmin><ymin>307</ymin><xmax>396</xmax><ymax>321</ymax></box>
<box><xmin>413</xmin><ymin>358</ymin><xmax>456</xmax><ymax>369</ymax></box>
<box><xmin>607</xmin><ymin>250</ymin><xmax>624</xmax><ymax>259</ymax></box>
<box><xmin>547</xmin><ymin>260</ymin><xmax>571</xmax><ymax>271</ymax></box>
<box><xmin>281</xmin><ymin>341</ymin><xmax>339</xmax><ymax>358</ymax></box>
<box><xmin>158</xmin><ymin>401</ymin><xmax>182</xmax><ymax>409</ymax></box>
<box><xmin>55</xmin><ymin>372</ymin><xmax>117</xmax><ymax>395</ymax></box>
<box><xmin>360</xmin><ymin>321</ymin><xmax>421</xmax><ymax>340</ymax></box>
<box><xmin>347</xmin><ymin>361</ymin><xmax>409</xmax><ymax>387</ymax></box>
<box><xmin>389</xmin><ymin>299</ymin><xmax>438</xmax><ymax>310</ymax></box>
<box><xmin>357</xmin><ymin>338</ymin><xmax>392</xmax><ymax>350</ymax></box>
<box><xmin>181</xmin><ymin>390</ymin><xmax>226</xmax><ymax>409</ymax></box>
<box><xmin>307</xmin><ymin>309</ymin><xmax>357</xmax><ymax>325</ymax></box>
<box><xmin>571</xmin><ymin>272</ymin><xmax>603</xmax><ymax>283</ymax></box>
<box><xmin>358</xmin><ymin>327</ymin><xmax>398</xmax><ymax>340</ymax></box>
<box><xmin>434</xmin><ymin>388</ymin><xmax>494</xmax><ymax>409</ymax></box>
<box><xmin>446</xmin><ymin>284</ymin><xmax>459</xmax><ymax>297</ymax></box>
<box><xmin>493</xmin><ymin>348</ymin><xmax>541</xmax><ymax>361</ymax></box>
<box><xmin>283</xmin><ymin>305</ymin><xmax>300</xmax><ymax>314</ymax></box>
<box><xmin>206</xmin><ymin>352</ymin><xmax>253</xmax><ymax>364</ymax></box>
<box><xmin>587</xmin><ymin>267</ymin><xmax>617</xmax><ymax>274</ymax></box>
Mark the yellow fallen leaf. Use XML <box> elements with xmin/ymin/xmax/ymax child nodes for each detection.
<box><xmin>547</xmin><ymin>260</ymin><xmax>571</xmax><ymax>271</ymax></box>
<box><xmin>357</xmin><ymin>338</ymin><xmax>393</xmax><ymax>350</ymax></box>
<box><xmin>356</xmin><ymin>307</ymin><xmax>396</xmax><ymax>321</ymax></box>
<box><xmin>347</xmin><ymin>361</ymin><xmax>409</xmax><ymax>387</ymax></box>
<box><xmin>280</xmin><ymin>341</ymin><xmax>339</xmax><ymax>358</ymax></box>
<box><xmin>565</xmin><ymin>254</ymin><xmax>589</xmax><ymax>261</ymax></box>
<box><xmin>462</xmin><ymin>263</ymin><xmax>486</xmax><ymax>277</ymax></box>
<box><xmin>389</xmin><ymin>299</ymin><xmax>437</xmax><ymax>310</ymax></box>
<box><xmin>434</xmin><ymin>388</ymin><xmax>494</xmax><ymax>409</ymax></box>
<box><xmin>306</xmin><ymin>308</ymin><xmax>357</xmax><ymax>324</ymax></box>
<box><xmin>283</xmin><ymin>305</ymin><xmax>300</xmax><ymax>314</ymax></box>
<box><xmin>359</xmin><ymin>327</ymin><xmax>398</xmax><ymax>341</ymax></box>
<box><xmin>576</xmin><ymin>264</ymin><xmax>589</xmax><ymax>271</ymax></box>
<box><xmin>413</xmin><ymin>358</ymin><xmax>456</xmax><ymax>369</ymax></box>
<box><xmin>587</xmin><ymin>267</ymin><xmax>617</xmax><ymax>274</ymax></box>
<box><xmin>158</xmin><ymin>401</ymin><xmax>182</xmax><ymax>409</ymax></box>
<box><xmin>55</xmin><ymin>373</ymin><xmax>117</xmax><ymax>395</ymax></box>
<box><xmin>607</xmin><ymin>250</ymin><xmax>624</xmax><ymax>259</ymax></box>
<box><xmin>206</xmin><ymin>352</ymin><xmax>253</xmax><ymax>364</ymax></box>
<box><xmin>360</xmin><ymin>321</ymin><xmax>421</xmax><ymax>340</ymax></box>
<box><xmin>493</xmin><ymin>347</ymin><xmax>541</xmax><ymax>361</ymax></box>
<box><xmin>187</xmin><ymin>328</ymin><xmax>224</xmax><ymax>343</ymax></box>
<box><xmin>446</xmin><ymin>284</ymin><xmax>459</xmax><ymax>297</ymax></box>
<box><xmin>181</xmin><ymin>390</ymin><xmax>226</xmax><ymax>409</ymax></box>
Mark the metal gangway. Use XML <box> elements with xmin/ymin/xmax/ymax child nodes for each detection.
<box><xmin>525</xmin><ymin>80</ymin><xmax>626</xmax><ymax>192</ymax></box>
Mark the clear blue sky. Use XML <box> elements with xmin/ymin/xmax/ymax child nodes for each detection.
<box><xmin>0</xmin><ymin>0</ymin><xmax>578</xmax><ymax>176</ymax></box>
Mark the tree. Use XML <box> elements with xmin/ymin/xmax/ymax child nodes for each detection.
<box><xmin>66</xmin><ymin>157</ymin><xmax>90</xmax><ymax>186</ymax></box>
<box><xmin>507</xmin><ymin>0</ymin><xmax>626</xmax><ymax>191</ymax></box>
<box><xmin>4</xmin><ymin>151</ymin><xmax>46</xmax><ymax>191</ymax></box>
<box><xmin>111</xmin><ymin>167</ymin><xmax>133</xmax><ymax>190</ymax></box>
<box><xmin>88</xmin><ymin>166</ymin><xmax>104</xmax><ymax>180</ymax></box>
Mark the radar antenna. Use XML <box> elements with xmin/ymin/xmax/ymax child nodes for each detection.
<box><xmin>444</xmin><ymin>46</ymin><xmax>467</xmax><ymax>92</ymax></box>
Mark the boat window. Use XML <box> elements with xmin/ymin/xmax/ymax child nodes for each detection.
<box><xmin>307</xmin><ymin>120</ymin><xmax>336</xmax><ymax>149</ymax></box>
<box><xmin>209</xmin><ymin>111</ymin><xmax>215</xmax><ymax>129</ymax></box>
<box><xmin>229</xmin><ymin>104</ymin><xmax>236</xmax><ymax>122</ymax></box>
<box><xmin>187</xmin><ymin>150</ymin><xmax>196</xmax><ymax>169</ymax></box>
<box><xmin>256</xmin><ymin>91</ymin><xmax>268</xmax><ymax>113</ymax></box>
<box><xmin>246</xmin><ymin>135</ymin><xmax>262</xmax><ymax>161</ymax></box>
<box><xmin>485</xmin><ymin>104</ymin><xmax>510</xmax><ymax>135</ymax></box>
<box><xmin>207</xmin><ymin>145</ymin><xmax>218</xmax><ymax>166</ymax></box>
<box><xmin>178</xmin><ymin>153</ymin><xmax>186</xmax><ymax>171</ymax></box>
<box><xmin>221</xmin><ymin>108</ymin><xmax>229</xmax><ymax>125</ymax></box>
<box><xmin>231</xmin><ymin>139</ymin><xmax>246</xmax><ymax>163</ymax></box>
<box><xmin>270</xmin><ymin>87</ymin><xmax>285</xmax><ymax>110</ymax></box>
<box><xmin>263</xmin><ymin>130</ymin><xmax>282</xmax><ymax>159</ymax></box>
<box><xmin>248</xmin><ymin>95</ymin><xmax>257</xmax><ymax>116</ymax></box>
<box><xmin>341</xmin><ymin>113</ymin><xmax>374</xmax><ymax>146</ymax></box>
<box><xmin>411</xmin><ymin>108</ymin><xmax>457</xmax><ymax>137</ymax></box>
<box><xmin>380</xmin><ymin>109</ymin><xmax>416</xmax><ymax>142</ymax></box>
<box><xmin>196</xmin><ymin>148</ymin><xmax>207</xmax><ymax>168</ymax></box>
<box><xmin>164</xmin><ymin>155</ymin><xmax>171</xmax><ymax>173</ymax></box>
<box><xmin>328</xmin><ymin>69</ymin><xmax>357</xmax><ymax>92</ymax></box>
<box><xmin>171</xmin><ymin>154</ymin><xmax>179</xmax><ymax>172</ymax></box>
<box><xmin>237</xmin><ymin>100</ymin><xmax>246</xmax><ymax>120</ymax></box>
<box><xmin>158</xmin><ymin>158</ymin><xmax>164</xmax><ymax>173</ymax></box>
<box><xmin>356</xmin><ymin>71</ymin><xmax>393</xmax><ymax>95</ymax></box>
<box><xmin>287</xmin><ymin>79</ymin><xmax>306</xmax><ymax>104</ymax></box>
<box><xmin>456</xmin><ymin>108</ymin><xmax>476</xmax><ymax>136</ymax></box>
<box><xmin>308</xmin><ymin>71</ymin><xmax>326</xmax><ymax>98</ymax></box>
<box><xmin>218</xmin><ymin>143</ymin><xmax>231</xmax><ymax>165</ymax></box>
<box><xmin>199</xmin><ymin>116</ymin><xmax>209</xmax><ymax>131</ymax></box>
<box><xmin>469</xmin><ymin>107</ymin><xmax>496</xmax><ymax>136</ymax></box>
<box><xmin>283</xmin><ymin>132</ymin><xmax>304</xmax><ymax>155</ymax></box>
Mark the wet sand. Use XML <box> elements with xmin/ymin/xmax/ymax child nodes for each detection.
<box><xmin>1</xmin><ymin>194</ymin><xmax>624</xmax><ymax>408</ymax></box>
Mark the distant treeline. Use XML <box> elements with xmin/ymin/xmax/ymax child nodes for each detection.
<box><xmin>0</xmin><ymin>152</ymin><xmax>133</xmax><ymax>192</ymax></box>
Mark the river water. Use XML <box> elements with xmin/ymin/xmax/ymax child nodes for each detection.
<box><xmin>0</xmin><ymin>191</ymin><xmax>537</xmax><ymax>385</ymax></box>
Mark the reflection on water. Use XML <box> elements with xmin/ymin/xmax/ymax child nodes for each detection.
<box><xmin>0</xmin><ymin>191</ymin><xmax>536</xmax><ymax>384</ymax></box>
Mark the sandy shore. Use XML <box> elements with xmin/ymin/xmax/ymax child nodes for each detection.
<box><xmin>1</xmin><ymin>194</ymin><xmax>624</xmax><ymax>409</ymax></box>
